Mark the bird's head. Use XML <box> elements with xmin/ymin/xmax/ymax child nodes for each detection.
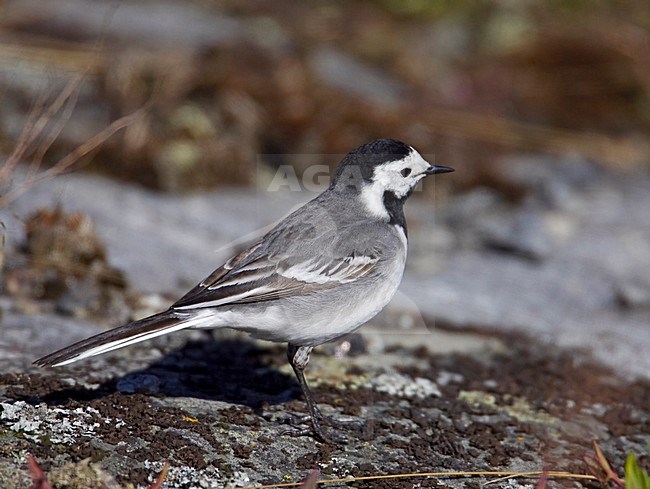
<box><xmin>332</xmin><ymin>139</ymin><xmax>454</xmax><ymax>221</ymax></box>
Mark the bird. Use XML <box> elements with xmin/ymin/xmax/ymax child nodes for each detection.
<box><xmin>34</xmin><ymin>138</ymin><xmax>454</xmax><ymax>442</ymax></box>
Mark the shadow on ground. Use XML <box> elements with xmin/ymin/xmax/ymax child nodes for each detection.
<box><xmin>10</xmin><ymin>337</ymin><xmax>300</xmax><ymax>410</ymax></box>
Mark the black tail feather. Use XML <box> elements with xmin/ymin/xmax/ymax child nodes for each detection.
<box><xmin>34</xmin><ymin>310</ymin><xmax>184</xmax><ymax>367</ymax></box>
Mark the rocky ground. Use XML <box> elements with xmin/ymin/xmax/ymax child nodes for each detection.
<box><xmin>0</xmin><ymin>160</ymin><xmax>649</xmax><ymax>488</ymax></box>
<box><xmin>1</xmin><ymin>318</ymin><xmax>647</xmax><ymax>488</ymax></box>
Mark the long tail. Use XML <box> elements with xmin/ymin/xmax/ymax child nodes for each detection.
<box><xmin>34</xmin><ymin>310</ymin><xmax>199</xmax><ymax>367</ymax></box>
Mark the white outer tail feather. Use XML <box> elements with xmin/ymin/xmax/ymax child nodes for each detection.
<box><xmin>41</xmin><ymin>312</ymin><xmax>214</xmax><ymax>367</ymax></box>
<box><xmin>51</xmin><ymin>321</ymin><xmax>190</xmax><ymax>366</ymax></box>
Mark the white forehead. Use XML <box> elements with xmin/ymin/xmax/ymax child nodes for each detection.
<box><xmin>376</xmin><ymin>147</ymin><xmax>430</xmax><ymax>173</ymax></box>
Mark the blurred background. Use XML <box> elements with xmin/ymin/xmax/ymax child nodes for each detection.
<box><xmin>0</xmin><ymin>0</ymin><xmax>649</xmax><ymax>377</ymax></box>
<box><xmin>1</xmin><ymin>0</ymin><xmax>649</xmax><ymax>193</ymax></box>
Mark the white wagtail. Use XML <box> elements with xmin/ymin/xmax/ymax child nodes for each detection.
<box><xmin>35</xmin><ymin>139</ymin><xmax>454</xmax><ymax>441</ymax></box>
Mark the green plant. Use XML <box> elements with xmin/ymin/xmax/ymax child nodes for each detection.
<box><xmin>585</xmin><ymin>440</ymin><xmax>650</xmax><ymax>489</ymax></box>
<box><xmin>625</xmin><ymin>452</ymin><xmax>650</xmax><ymax>489</ymax></box>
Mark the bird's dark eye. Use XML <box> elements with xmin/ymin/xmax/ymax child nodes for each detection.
<box><xmin>400</xmin><ymin>168</ymin><xmax>412</xmax><ymax>177</ymax></box>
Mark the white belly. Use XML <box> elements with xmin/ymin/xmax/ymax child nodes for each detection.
<box><xmin>229</xmin><ymin>264</ymin><xmax>404</xmax><ymax>345</ymax></box>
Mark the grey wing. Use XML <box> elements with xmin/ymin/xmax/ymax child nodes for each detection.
<box><xmin>171</xmin><ymin>221</ymin><xmax>385</xmax><ymax>311</ymax></box>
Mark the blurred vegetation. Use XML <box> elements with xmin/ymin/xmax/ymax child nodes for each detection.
<box><xmin>0</xmin><ymin>0</ymin><xmax>649</xmax><ymax>195</ymax></box>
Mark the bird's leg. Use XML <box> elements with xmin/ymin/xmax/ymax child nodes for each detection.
<box><xmin>286</xmin><ymin>344</ymin><xmax>330</xmax><ymax>442</ymax></box>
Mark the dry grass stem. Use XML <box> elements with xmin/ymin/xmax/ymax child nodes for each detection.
<box><xmin>148</xmin><ymin>462</ymin><xmax>170</xmax><ymax>489</ymax></box>
<box><xmin>250</xmin><ymin>470</ymin><xmax>598</xmax><ymax>489</ymax></box>
<box><xmin>1</xmin><ymin>106</ymin><xmax>146</xmax><ymax>208</ymax></box>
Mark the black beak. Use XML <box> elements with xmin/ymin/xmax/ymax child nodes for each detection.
<box><xmin>425</xmin><ymin>165</ymin><xmax>455</xmax><ymax>175</ymax></box>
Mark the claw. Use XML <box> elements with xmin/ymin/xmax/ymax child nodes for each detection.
<box><xmin>279</xmin><ymin>410</ymin><xmax>361</xmax><ymax>444</ymax></box>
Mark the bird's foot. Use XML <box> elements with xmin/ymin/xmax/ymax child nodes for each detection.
<box><xmin>279</xmin><ymin>421</ymin><xmax>347</xmax><ymax>445</ymax></box>
<box><xmin>279</xmin><ymin>410</ymin><xmax>363</xmax><ymax>444</ymax></box>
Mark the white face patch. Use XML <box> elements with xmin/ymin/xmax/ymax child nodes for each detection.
<box><xmin>360</xmin><ymin>147</ymin><xmax>431</xmax><ymax>220</ymax></box>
